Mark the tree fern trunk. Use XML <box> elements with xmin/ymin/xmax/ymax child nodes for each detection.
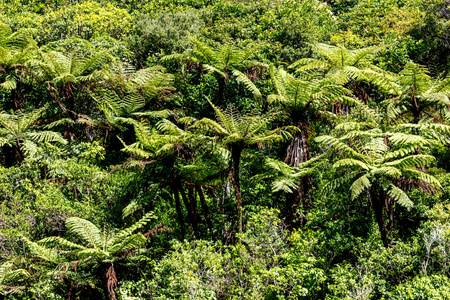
<box><xmin>217</xmin><ymin>76</ymin><xmax>226</xmax><ymax>108</ymax></box>
<box><xmin>387</xmin><ymin>196</ymin><xmax>394</xmax><ymax>238</ymax></box>
<box><xmin>196</xmin><ymin>184</ymin><xmax>215</xmax><ymax>240</ymax></box>
<box><xmin>285</xmin><ymin>122</ymin><xmax>310</xmax><ymax>166</ymax></box>
<box><xmin>172</xmin><ymin>184</ymin><xmax>185</xmax><ymax>240</ymax></box>
<box><xmin>11</xmin><ymin>77</ymin><xmax>24</xmax><ymax>111</ymax></box>
<box><xmin>230</xmin><ymin>146</ymin><xmax>243</xmax><ymax>234</ymax></box>
<box><xmin>412</xmin><ymin>108</ymin><xmax>420</xmax><ymax>124</ymax></box>
<box><xmin>284</xmin><ymin>120</ymin><xmax>311</xmax><ymax>229</ymax></box>
<box><xmin>371</xmin><ymin>187</ymin><xmax>390</xmax><ymax>248</ymax></box>
<box><xmin>4</xmin><ymin>145</ymin><xmax>18</xmax><ymax>167</ymax></box>
<box><xmin>179</xmin><ymin>184</ymin><xmax>199</xmax><ymax>238</ymax></box>
<box><xmin>188</xmin><ymin>185</ymin><xmax>201</xmax><ymax>237</ymax></box>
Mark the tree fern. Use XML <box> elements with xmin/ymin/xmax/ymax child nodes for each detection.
<box><xmin>291</xmin><ymin>43</ymin><xmax>398</xmax><ymax>94</ymax></box>
<box><xmin>0</xmin><ymin>105</ymin><xmax>67</xmax><ymax>165</ymax></box>
<box><xmin>25</xmin><ymin>213</ymin><xmax>156</xmax><ymax>299</ymax></box>
<box><xmin>317</xmin><ymin>113</ymin><xmax>441</xmax><ymax>247</ymax></box>
<box><xmin>161</xmin><ymin>38</ymin><xmax>263</xmax><ymax>103</ymax></box>
<box><xmin>65</xmin><ymin>217</ymin><xmax>103</xmax><ymax>249</ymax></box>
<box><xmin>390</xmin><ymin>62</ymin><xmax>450</xmax><ymax>124</ymax></box>
<box><xmin>191</xmin><ymin>99</ymin><xmax>293</xmax><ymax>233</ymax></box>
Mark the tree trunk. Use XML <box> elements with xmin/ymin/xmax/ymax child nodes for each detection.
<box><xmin>370</xmin><ymin>187</ymin><xmax>390</xmax><ymax>248</ymax></box>
<box><xmin>4</xmin><ymin>144</ymin><xmax>25</xmax><ymax>166</ymax></box>
<box><xmin>229</xmin><ymin>146</ymin><xmax>243</xmax><ymax>234</ymax></box>
<box><xmin>172</xmin><ymin>184</ymin><xmax>185</xmax><ymax>240</ymax></box>
<box><xmin>11</xmin><ymin>77</ymin><xmax>24</xmax><ymax>111</ymax></box>
<box><xmin>412</xmin><ymin>109</ymin><xmax>420</xmax><ymax>124</ymax></box>
<box><xmin>412</xmin><ymin>95</ymin><xmax>421</xmax><ymax>124</ymax></box>
<box><xmin>3</xmin><ymin>145</ymin><xmax>17</xmax><ymax>167</ymax></box>
<box><xmin>284</xmin><ymin>176</ymin><xmax>310</xmax><ymax>229</ymax></box>
<box><xmin>387</xmin><ymin>196</ymin><xmax>394</xmax><ymax>237</ymax></box>
<box><xmin>196</xmin><ymin>184</ymin><xmax>215</xmax><ymax>240</ymax></box>
<box><xmin>285</xmin><ymin>121</ymin><xmax>310</xmax><ymax>166</ymax></box>
<box><xmin>179</xmin><ymin>183</ymin><xmax>199</xmax><ymax>238</ymax></box>
<box><xmin>217</xmin><ymin>75</ymin><xmax>226</xmax><ymax>108</ymax></box>
<box><xmin>284</xmin><ymin>120</ymin><xmax>311</xmax><ymax>229</ymax></box>
<box><xmin>188</xmin><ymin>185</ymin><xmax>201</xmax><ymax>236</ymax></box>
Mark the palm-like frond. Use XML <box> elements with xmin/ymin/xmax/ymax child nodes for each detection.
<box><xmin>290</xmin><ymin>43</ymin><xmax>397</xmax><ymax>93</ymax></box>
<box><xmin>399</xmin><ymin>62</ymin><xmax>432</xmax><ymax>94</ymax></box>
<box><xmin>252</xmin><ymin>156</ymin><xmax>319</xmax><ymax>193</ymax></box>
<box><xmin>388</xmin><ymin>132</ymin><xmax>429</xmax><ymax>147</ymax></box>
<box><xmin>402</xmin><ymin>168</ymin><xmax>442</xmax><ymax>188</ymax></box>
<box><xmin>108</xmin><ymin>234</ymin><xmax>147</xmax><ymax>254</ymax></box>
<box><xmin>350</xmin><ymin>174</ymin><xmax>372</xmax><ymax>200</ymax></box>
<box><xmin>0</xmin><ymin>261</ymin><xmax>30</xmax><ymax>295</ymax></box>
<box><xmin>383</xmin><ymin>154</ymin><xmax>435</xmax><ymax>169</ymax></box>
<box><xmin>232</xmin><ymin>69</ymin><xmax>261</xmax><ymax>98</ymax></box>
<box><xmin>90</xmin><ymin>66</ymin><xmax>174</xmax><ymax>123</ymax></box>
<box><xmin>321</xmin><ymin>171</ymin><xmax>360</xmax><ymax>195</ymax></box>
<box><xmin>393</xmin><ymin>62</ymin><xmax>450</xmax><ymax>124</ymax></box>
<box><xmin>0</xmin><ymin>105</ymin><xmax>66</xmax><ymax>162</ymax></box>
<box><xmin>192</xmin><ymin>99</ymin><xmax>289</xmax><ymax>149</ymax></box>
<box><xmin>38</xmin><ymin>236</ymin><xmax>87</xmax><ymax>250</ymax></box>
<box><xmin>318</xmin><ymin>108</ymin><xmax>441</xmax><ymax>212</ymax></box>
<box><xmin>161</xmin><ymin>38</ymin><xmax>262</xmax><ymax>97</ymax></box>
<box><xmin>269</xmin><ymin>65</ymin><xmax>360</xmax><ymax>120</ymax></box>
<box><xmin>65</xmin><ymin>217</ymin><xmax>103</xmax><ymax>249</ymax></box>
<box><xmin>386</xmin><ymin>183</ymin><xmax>414</xmax><ymax>208</ymax></box>
<box><xmin>26</xmin><ymin>212</ymin><xmax>155</xmax><ymax>265</ymax></box>
<box><xmin>26</xmin><ymin>130</ymin><xmax>67</xmax><ymax>145</ymax></box>
<box><xmin>333</xmin><ymin>158</ymin><xmax>369</xmax><ymax>170</ymax></box>
<box><xmin>109</xmin><ymin>212</ymin><xmax>156</xmax><ymax>248</ymax></box>
<box><xmin>30</xmin><ymin>47</ymin><xmax>113</xmax><ymax>86</ymax></box>
<box><xmin>23</xmin><ymin>237</ymin><xmax>65</xmax><ymax>264</ymax></box>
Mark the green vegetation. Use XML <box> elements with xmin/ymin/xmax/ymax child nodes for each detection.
<box><xmin>1</xmin><ymin>0</ymin><xmax>450</xmax><ymax>298</ymax></box>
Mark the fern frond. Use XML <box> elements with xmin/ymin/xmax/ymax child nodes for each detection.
<box><xmin>38</xmin><ymin>236</ymin><xmax>87</xmax><ymax>250</ymax></box>
<box><xmin>384</xmin><ymin>154</ymin><xmax>436</xmax><ymax>169</ymax></box>
<box><xmin>350</xmin><ymin>174</ymin><xmax>372</xmax><ymax>200</ymax></box>
<box><xmin>321</xmin><ymin>171</ymin><xmax>360</xmax><ymax>196</ymax></box>
<box><xmin>402</xmin><ymin>168</ymin><xmax>441</xmax><ymax>188</ymax></box>
<box><xmin>387</xmin><ymin>183</ymin><xmax>414</xmax><ymax>208</ymax></box>
<box><xmin>382</xmin><ymin>145</ymin><xmax>418</xmax><ymax>161</ymax></box>
<box><xmin>333</xmin><ymin>158</ymin><xmax>369</xmax><ymax>170</ymax></box>
<box><xmin>272</xmin><ymin>178</ymin><xmax>298</xmax><ymax>193</ymax></box>
<box><xmin>370</xmin><ymin>166</ymin><xmax>402</xmax><ymax>178</ymax></box>
<box><xmin>23</xmin><ymin>237</ymin><xmax>64</xmax><ymax>264</ymax></box>
<box><xmin>109</xmin><ymin>212</ymin><xmax>156</xmax><ymax>248</ymax></box>
<box><xmin>108</xmin><ymin>233</ymin><xmax>147</xmax><ymax>254</ymax></box>
<box><xmin>65</xmin><ymin>217</ymin><xmax>103</xmax><ymax>249</ymax></box>
<box><xmin>131</xmin><ymin>110</ymin><xmax>172</xmax><ymax>119</ymax></box>
<box><xmin>388</xmin><ymin>133</ymin><xmax>429</xmax><ymax>146</ymax></box>
<box><xmin>27</xmin><ymin>131</ymin><xmax>67</xmax><ymax>145</ymax></box>
<box><xmin>42</xmin><ymin>118</ymin><xmax>74</xmax><ymax>129</ymax></box>
<box><xmin>232</xmin><ymin>70</ymin><xmax>261</xmax><ymax>98</ymax></box>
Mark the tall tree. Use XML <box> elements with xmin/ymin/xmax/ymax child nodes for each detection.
<box><xmin>0</xmin><ymin>105</ymin><xmax>67</xmax><ymax>166</ymax></box>
<box><xmin>316</xmin><ymin>114</ymin><xmax>441</xmax><ymax>247</ymax></box>
<box><xmin>161</xmin><ymin>38</ymin><xmax>262</xmax><ymax>106</ymax></box>
<box><xmin>121</xmin><ymin>117</ymin><xmax>225</xmax><ymax>240</ymax></box>
<box><xmin>0</xmin><ymin>22</ymin><xmax>37</xmax><ymax>110</ymax></box>
<box><xmin>192</xmin><ymin>99</ymin><xmax>295</xmax><ymax>234</ymax></box>
<box><xmin>268</xmin><ymin>65</ymin><xmax>360</xmax><ymax>227</ymax></box>
<box><xmin>24</xmin><ymin>212</ymin><xmax>156</xmax><ymax>300</ymax></box>
<box><xmin>387</xmin><ymin>62</ymin><xmax>450</xmax><ymax>124</ymax></box>
<box><xmin>26</xmin><ymin>48</ymin><xmax>113</xmax><ymax>139</ymax></box>
<box><xmin>291</xmin><ymin>43</ymin><xmax>399</xmax><ymax>96</ymax></box>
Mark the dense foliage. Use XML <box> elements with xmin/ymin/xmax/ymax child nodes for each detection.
<box><xmin>1</xmin><ymin>0</ymin><xmax>450</xmax><ymax>298</ymax></box>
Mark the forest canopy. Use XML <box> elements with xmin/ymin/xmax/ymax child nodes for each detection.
<box><xmin>2</xmin><ymin>0</ymin><xmax>450</xmax><ymax>299</ymax></box>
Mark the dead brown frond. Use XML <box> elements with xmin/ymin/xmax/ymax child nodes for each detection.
<box><xmin>106</xmin><ymin>264</ymin><xmax>118</xmax><ymax>300</ymax></box>
<box><xmin>144</xmin><ymin>223</ymin><xmax>173</xmax><ymax>238</ymax></box>
<box><xmin>396</xmin><ymin>178</ymin><xmax>439</xmax><ymax>194</ymax></box>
